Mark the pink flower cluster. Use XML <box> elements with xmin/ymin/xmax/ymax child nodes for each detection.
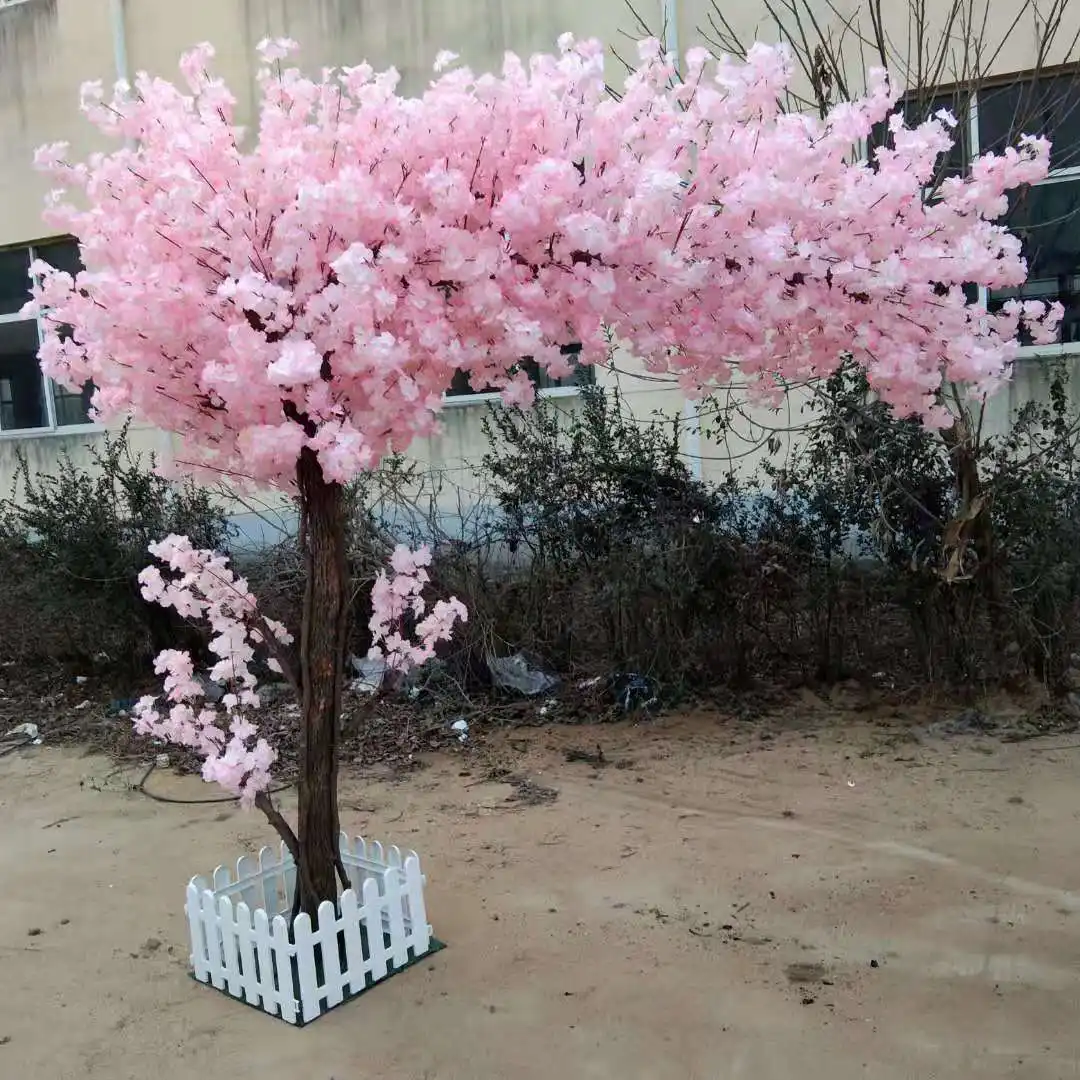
<box><xmin>368</xmin><ymin>545</ymin><xmax>468</xmax><ymax>672</ymax></box>
<box><xmin>133</xmin><ymin>534</ymin><xmax>292</xmax><ymax>806</ymax></box>
<box><xmin>24</xmin><ymin>35</ymin><xmax>1059</xmax><ymax>493</ymax></box>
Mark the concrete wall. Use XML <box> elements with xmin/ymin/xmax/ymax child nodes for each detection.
<box><xmin>0</xmin><ymin>0</ymin><xmax>1075</xmax><ymax>538</ymax></box>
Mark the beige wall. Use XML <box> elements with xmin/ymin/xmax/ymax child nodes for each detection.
<box><xmin>0</xmin><ymin>0</ymin><xmax>1076</xmax><ymax>531</ymax></box>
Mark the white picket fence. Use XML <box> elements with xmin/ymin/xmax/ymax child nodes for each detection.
<box><xmin>185</xmin><ymin>833</ymin><xmax>433</xmax><ymax>1024</ymax></box>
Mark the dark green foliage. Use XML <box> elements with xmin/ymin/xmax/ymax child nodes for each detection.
<box><xmin>467</xmin><ymin>366</ymin><xmax>1080</xmax><ymax>695</ymax></box>
<box><xmin>982</xmin><ymin>369</ymin><xmax>1080</xmax><ymax>684</ymax></box>
<box><xmin>477</xmin><ymin>386</ymin><xmax>772</xmax><ymax>687</ymax></box>
<box><xmin>0</xmin><ymin>425</ymin><xmax>231</xmax><ymax>671</ymax></box>
<box><xmin>758</xmin><ymin>360</ymin><xmax>1080</xmax><ymax>688</ymax></box>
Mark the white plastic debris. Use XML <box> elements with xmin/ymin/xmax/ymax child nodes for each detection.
<box><xmin>155</xmin><ymin>753</ymin><xmax>171</xmax><ymax>769</ymax></box>
<box><xmin>4</xmin><ymin>722</ymin><xmax>42</xmax><ymax>746</ymax></box>
<box><xmin>487</xmin><ymin>652</ymin><xmax>559</xmax><ymax>696</ymax></box>
<box><xmin>577</xmin><ymin>676</ymin><xmax>604</xmax><ymax>690</ymax></box>
<box><xmin>349</xmin><ymin>655</ymin><xmax>386</xmax><ymax>694</ymax></box>
<box><xmin>450</xmin><ymin>718</ymin><xmax>469</xmax><ymax>744</ymax></box>
<box><xmin>196</xmin><ymin>674</ymin><xmax>225</xmax><ymax>703</ymax></box>
<box><xmin>74</xmin><ymin>675</ymin><xmax>88</xmax><ymax>685</ymax></box>
<box><xmin>74</xmin><ymin>700</ymin><xmax>91</xmax><ymax>711</ymax></box>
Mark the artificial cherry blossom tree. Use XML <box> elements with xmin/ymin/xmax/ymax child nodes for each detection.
<box><xmin>26</xmin><ymin>35</ymin><xmax>1058</xmax><ymax>913</ymax></box>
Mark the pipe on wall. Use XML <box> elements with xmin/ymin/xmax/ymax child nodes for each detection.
<box><xmin>109</xmin><ymin>0</ymin><xmax>129</xmax><ymax>86</ymax></box>
<box><xmin>662</xmin><ymin>0</ymin><xmax>704</xmax><ymax>480</ymax></box>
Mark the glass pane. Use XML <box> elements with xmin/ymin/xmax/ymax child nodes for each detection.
<box><xmin>53</xmin><ymin>380</ymin><xmax>94</xmax><ymax>426</ymax></box>
<box><xmin>988</xmin><ymin>179</ymin><xmax>1080</xmax><ymax>345</ymax></box>
<box><xmin>979</xmin><ymin>75</ymin><xmax>1080</xmax><ymax>172</ymax></box>
<box><xmin>0</xmin><ymin>320</ymin><xmax>47</xmax><ymax>430</ymax></box>
<box><xmin>0</xmin><ymin>246</ymin><xmax>31</xmax><ymax>316</ymax></box>
<box><xmin>34</xmin><ymin>238</ymin><xmax>84</xmax><ymax>278</ymax></box>
<box><xmin>869</xmin><ymin>91</ymin><xmax>970</xmax><ymax>179</ymax></box>
<box><xmin>445</xmin><ymin>344</ymin><xmax>590</xmax><ymax>397</ymax></box>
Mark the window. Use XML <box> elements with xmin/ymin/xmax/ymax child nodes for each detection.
<box><xmin>0</xmin><ymin>238</ymin><xmax>95</xmax><ymax>433</ymax></box>
<box><xmin>869</xmin><ymin>90</ymin><xmax>973</xmax><ymax>182</ymax></box>
<box><xmin>876</xmin><ymin>72</ymin><xmax>1080</xmax><ymax>352</ymax></box>
<box><xmin>443</xmin><ymin>344</ymin><xmax>595</xmax><ymax>402</ymax></box>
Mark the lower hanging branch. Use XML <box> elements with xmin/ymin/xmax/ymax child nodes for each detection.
<box><xmin>254</xmin><ymin>789</ymin><xmax>299</xmax><ymax>864</ymax></box>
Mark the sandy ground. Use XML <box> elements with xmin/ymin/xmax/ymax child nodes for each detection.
<box><xmin>3</xmin><ymin>712</ymin><xmax>1080</xmax><ymax>1079</ymax></box>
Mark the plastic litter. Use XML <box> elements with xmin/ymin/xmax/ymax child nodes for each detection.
<box><xmin>3</xmin><ymin>722</ymin><xmax>42</xmax><ymax>746</ymax></box>
<box><xmin>196</xmin><ymin>674</ymin><xmax>225</xmax><ymax>703</ymax></box>
<box><xmin>487</xmin><ymin>652</ymin><xmax>559</xmax><ymax>696</ymax></box>
<box><xmin>349</xmin><ymin>654</ymin><xmax>386</xmax><ymax>694</ymax></box>
<box><xmin>611</xmin><ymin>673</ymin><xmax>659</xmax><ymax>713</ymax></box>
<box><xmin>450</xmin><ymin>718</ymin><xmax>469</xmax><ymax>744</ymax></box>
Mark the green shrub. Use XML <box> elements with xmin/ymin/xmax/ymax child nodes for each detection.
<box><xmin>0</xmin><ymin>426</ymin><xmax>231</xmax><ymax>672</ymax></box>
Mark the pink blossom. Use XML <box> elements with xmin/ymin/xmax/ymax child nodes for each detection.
<box><xmin>369</xmin><ymin>545</ymin><xmax>467</xmax><ymax>673</ymax></box>
<box><xmin>268</xmin><ymin>340</ymin><xmax>324</xmax><ymax>386</ymax></box>
<box><xmin>134</xmin><ymin>538</ymin><xmax>465</xmax><ymax>804</ymax></box>
<box><xmin>24</xmin><ymin>37</ymin><xmax>1058</xmax><ymax>493</ymax></box>
<box><xmin>134</xmin><ymin>539</ymin><xmax>281</xmax><ymax>805</ymax></box>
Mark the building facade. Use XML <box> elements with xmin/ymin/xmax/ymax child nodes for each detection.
<box><xmin>0</xmin><ymin>0</ymin><xmax>1077</xmax><ymax>538</ymax></box>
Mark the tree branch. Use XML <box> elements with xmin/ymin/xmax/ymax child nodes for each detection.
<box><xmin>254</xmin><ymin>790</ymin><xmax>300</xmax><ymax>863</ymax></box>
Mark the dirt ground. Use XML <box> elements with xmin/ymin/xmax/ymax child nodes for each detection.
<box><xmin>3</xmin><ymin>711</ymin><xmax>1080</xmax><ymax>1079</ymax></box>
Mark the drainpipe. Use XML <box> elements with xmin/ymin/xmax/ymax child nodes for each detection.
<box><xmin>662</xmin><ymin>0</ymin><xmax>679</xmax><ymax>63</ymax></box>
<box><xmin>109</xmin><ymin>0</ymin><xmax>129</xmax><ymax>87</ymax></box>
<box><xmin>662</xmin><ymin>0</ymin><xmax>704</xmax><ymax>480</ymax></box>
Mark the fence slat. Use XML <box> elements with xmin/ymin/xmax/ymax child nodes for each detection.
<box><xmin>257</xmin><ymin>847</ymin><xmax>278</xmax><ymax>914</ymax></box>
<box><xmin>383</xmin><ymin>869</ymin><xmax>410</xmax><ymax>968</ymax></box>
<box><xmin>386</xmin><ymin>844</ymin><xmax>403</xmax><ymax>869</ymax></box>
<box><xmin>317</xmin><ymin>900</ymin><xmax>344</xmax><ymax>1009</ymax></box>
<box><xmin>233</xmin><ymin>901</ymin><xmax>260</xmax><ymax>1006</ymax></box>
<box><xmin>362</xmin><ymin>877</ymin><xmax>389</xmax><ymax>983</ymax></box>
<box><xmin>340</xmin><ymin>833</ymin><xmax>363</xmax><ymax>893</ymax></box>
<box><xmin>186</xmin><ymin>882</ymin><xmax>209</xmax><ymax>982</ymax></box>
<box><xmin>282</xmin><ymin>861</ymin><xmax>297</xmax><ymax>918</ymax></box>
<box><xmin>269</xmin><ymin>915</ymin><xmax>297</xmax><ymax>1024</ymax></box>
<box><xmin>235</xmin><ymin>855</ymin><xmax>259</xmax><ymax>910</ymax></box>
<box><xmin>292</xmin><ymin>913</ymin><xmax>320</xmax><ymax>1023</ymax></box>
<box><xmin>252</xmin><ymin>907</ymin><xmax>278</xmax><ymax>1017</ymax></box>
<box><xmin>212</xmin><ymin>864</ymin><xmax>232</xmax><ymax>892</ymax></box>
<box><xmin>339</xmin><ymin>889</ymin><xmax>366</xmax><ymax>994</ymax></box>
<box><xmin>402</xmin><ymin>855</ymin><xmax>431</xmax><ymax>956</ymax></box>
<box><xmin>200</xmin><ymin>888</ymin><xmax>225</xmax><ymax>990</ymax></box>
<box><xmin>217</xmin><ymin>895</ymin><xmax>243</xmax><ymax>997</ymax></box>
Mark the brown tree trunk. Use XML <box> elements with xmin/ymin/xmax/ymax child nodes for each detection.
<box><xmin>939</xmin><ymin>407</ymin><xmax>1004</xmax><ymax>667</ymax></box>
<box><xmin>294</xmin><ymin>447</ymin><xmax>350</xmax><ymax>920</ymax></box>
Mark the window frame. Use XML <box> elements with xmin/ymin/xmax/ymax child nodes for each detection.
<box><xmin>440</xmin><ymin>348</ymin><xmax>596</xmax><ymax>407</ymax></box>
<box><xmin>442</xmin><ymin>383</ymin><xmax>585</xmax><ymax>409</ymax></box>
<box><xmin>911</xmin><ymin>78</ymin><xmax>1080</xmax><ymax>359</ymax></box>
<box><xmin>0</xmin><ymin>238</ymin><xmax>99</xmax><ymax>439</ymax></box>
<box><xmin>970</xmin><ymin>81</ymin><xmax>1080</xmax><ymax>359</ymax></box>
